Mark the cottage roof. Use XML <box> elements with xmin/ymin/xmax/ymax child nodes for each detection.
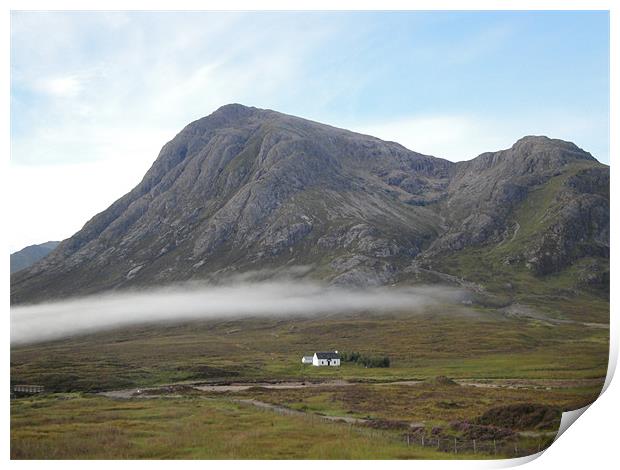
<box><xmin>315</xmin><ymin>351</ymin><xmax>339</xmax><ymax>359</ymax></box>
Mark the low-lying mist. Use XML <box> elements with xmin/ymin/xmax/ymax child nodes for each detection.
<box><xmin>10</xmin><ymin>281</ymin><xmax>466</xmax><ymax>345</ymax></box>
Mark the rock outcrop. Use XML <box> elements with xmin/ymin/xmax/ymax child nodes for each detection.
<box><xmin>11</xmin><ymin>105</ymin><xmax>609</xmax><ymax>304</ymax></box>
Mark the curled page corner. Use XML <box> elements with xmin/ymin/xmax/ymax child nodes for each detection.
<box><xmin>555</xmin><ymin>404</ymin><xmax>591</xmax><ymax>441</ymax></box>
<box><xmin>491</xmin><ymin>405</ymin><xmax>596</xmax><ymax>468</ymax></box>
<box><xmin>553</xmin><ymin>350</ymin><xmax>616</xmax><ymax>444</ymax></box>
<box><xmin>493</xmin><ymin>451</ymin><xmax>545</xmax><ymax>467</ymax></box>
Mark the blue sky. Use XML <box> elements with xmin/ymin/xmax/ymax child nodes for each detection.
<box><xmin>10</xmin><ymin>11</ymin><xmax>610</xmax><ymax>250</ymax></box>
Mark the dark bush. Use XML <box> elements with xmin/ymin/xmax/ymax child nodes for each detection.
<box><xmin>450</xmin><ymin>420</ymin><xmax>515</xmax><ymax>440</ymax></box>
<box><xmin>476</xmin><ymin>403</ymin><xmax>562</xmax><ymax>431</ymax></box>
<box><xmin>340</xmin><ymin>351</ymin><xmax>390</xmax><ymax>368</ymax></box>
<box><xmin>365</xmin><ymin>419</ymin><xmax>410</xmax><ymax>430</ymax></box>
<box><xmin>426</xmin><ymin>376</ymin><xmax>459</xmax><ymax>387</ymax></box>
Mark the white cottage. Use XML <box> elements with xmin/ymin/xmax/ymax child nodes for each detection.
<box><xmin>312</xmin><ymin>351</ymin><xmax>340</xmax><ymax>367</ymax></box>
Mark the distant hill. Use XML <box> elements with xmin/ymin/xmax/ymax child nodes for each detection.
<box><xmin>10</xmin><ymin>241</ymin><xmax>60</xmax><ymax>274</ymax></box>
<box><xmin>10</xmin><ymin>104</ymin><xmax>609</xmax><ymax>305</ymax></box>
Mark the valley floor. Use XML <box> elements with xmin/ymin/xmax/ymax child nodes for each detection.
<box><xmin>11</xmin><ymin>394</ymin><xmax>480</xmax><ymax>459</ymax></box>
<box><xmin>11</xmin><ymin>376</ymin><xmax>599</xmax><ymax>459</ymax></box>
<box><xmin>10</xmin><ymin>304</ymin><xmax>608</xmax><ymax>459</ymax></box>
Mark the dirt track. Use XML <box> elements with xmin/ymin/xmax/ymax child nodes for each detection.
<box><xmin>99</xmin><ymin>376</ymin><xmax>603</xmax><ymax>399</ymax></box>
<box><xmin>99</xmin><ymin>379</ymin><xmax>357</xmax><ymax>399</ymax></box>
<box><xmin>234</xmin><ymin>398</ymin><xmax>369</xmax><ymax>425</ymax></box>
<box><xmin>195</xmin><ymin>379</ymin><xmax>354</xmax><ymax>392</ymax></box>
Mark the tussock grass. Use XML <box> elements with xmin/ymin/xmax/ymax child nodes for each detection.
<box><xmin>231</xmin><ymin>381</ymin><xmax>601</xmax><ymax>425</ymax></box>
<box><xmin>11</xmin><ymin>309</ymin><xmax>608</xmax><ymax>392</ymax></box>
<box><xmin>11</xmin><ymin>303</ymin><xmax>607</xmax><ymax>459</ymax></box>
<box><xmin>11</xmin><ymin>395</ymin><xmax>470</xmax><ymax>459</ymax></box>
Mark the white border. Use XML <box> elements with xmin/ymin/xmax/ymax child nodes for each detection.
<box><xmin>3</xmin><ymin>1</ymin><xmax>616</xmax><ymax>469</ymax></box>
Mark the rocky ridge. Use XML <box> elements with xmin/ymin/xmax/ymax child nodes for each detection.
<box><xmin>11</xmin><ymin>104</ymin><xmax>609</xmax><ymax>304</ymax></box>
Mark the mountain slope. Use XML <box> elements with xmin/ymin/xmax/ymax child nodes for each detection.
<box><xmin>10</xmin><ymin>105</ymin><xmax>609</xmax><ymax>305</ymax></box>
<box><xmin>421</xmin><ymin>137</ymin><xmax>609</xmax><ymax>275</ymax></box>
<box><xmin>10</xmin><ymin>241</ymin><xmax>60</xmax><ymax>274</ymax></box>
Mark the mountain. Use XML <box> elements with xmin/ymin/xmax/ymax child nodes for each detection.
<box><xmin>422</xmin><ymin>137</ymin><xmax>609</xmax><ymax>275</ymax></box>
<box><xmin>10</xmin><ymin>241</ymin><xmax>60</xmax><ymax>274</ymax></box>
<box><xmin>10</xmin><ymin>104</ymin><xmax>609</xmax><ymax>305</ymax></box>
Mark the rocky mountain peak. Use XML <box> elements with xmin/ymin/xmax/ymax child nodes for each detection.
<box><xmin>460</xmin><ymin>136</ymin><xmax>595</xmax><ymax>176</ymax></box>
<box><xmin>213</xmin><ymin>102</ymin><xmax>257</xmax><ymax>116</ymax></box>
<box><xmin>10</xmin><ymin>106</ymin><xmax>608</xmax><ymax>304</ymax></box>
<box><xmin>510</xmin><ymin>135</ymin><xmax>595</xmax><ymax>161</ymax></box>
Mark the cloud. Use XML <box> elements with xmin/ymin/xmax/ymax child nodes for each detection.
<box><xmin>9</xmin><ymin>12</ymin><xmax>339</xmax><ymax>250</ymax></box>
<box><xmin>9</xmin><ymin>12</ymin><xmax>609</xmax><ymax>252</ymax></box>
<box><xmin>10</xmin><ymin>281</ymin><xmax>466</xmax><ymax>344</ymax></box>
<box><xmin>354</xmin><ymin>115</ymin><xmax>486</xmax><ymax>161</ymax></box>
<box><xmin>353</xmin><ymin>112</ymin><xmax>609</xmax><ymax>162</ymax></box>
<box><xmin>36</xmin><ymin>76</ymin><xmax>84</xmax><ymax>98</ymax></box>
<box><xmin>8</xmin><ymin>124</ymin><xmax>176</xmax><ymax>253</ymax></box>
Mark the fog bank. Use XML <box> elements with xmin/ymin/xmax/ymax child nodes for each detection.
<box><xmin>11</xmin><ymin>281</ymin><xmax>466</xmax><ymax>344</ymax></box>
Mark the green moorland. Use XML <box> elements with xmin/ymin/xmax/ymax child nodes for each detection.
<box><xmin>426</xmin><ymin>162</ymin><xmax>609</xmax><ymax>324</ymax></box>
<box><xmin>12</xmin><ymin>394</ymin><xmax>473</xmax><ymax>459</ymax></box>
<box><xmin>11</xmin><ymin>297</ymin><xmax>608</xmax><ymax>459</ymax></box>
<box><xmin>11</xmin><ymin>305</ymin><xmax>608</xmax><ymax>392</ymax></box>
<box><xmin>10</xmin><ymin>160</ymin><xmax>609</xmax><ymax>459</ymax></box>
<box><xmin>230</xmin><ymin>380</ymin><xmax>603</xmax><ymax>426</ymax></box>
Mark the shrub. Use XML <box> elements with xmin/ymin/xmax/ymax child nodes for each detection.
<box><xmin>476</xmin><ymin>403</ymin><xmax>562</xmax><ymax>431</ymax></box>
<box><xmin>340</xmin><ymin>351</ymin><xmax>390</xmax><ymax>368</ymax></box>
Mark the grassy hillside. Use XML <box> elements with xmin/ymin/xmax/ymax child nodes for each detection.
<box><xmin>12</xmin><ymin>395</ymin><xmax>466</xmax><ymax>459</ymax></box>
<box><xmin>11</xmin><ymin>303</ymin><xmax>608</xmax><ymax>459</ymax></box>
<box><xmin>11</xmin><ymin>307</ymin><xmax>608</xmax><ymax>392</ymax></box>
<box><xmin>426</xmin><ymin>162</ymin><xmax>609</xmax><ymax>323</ymax></box>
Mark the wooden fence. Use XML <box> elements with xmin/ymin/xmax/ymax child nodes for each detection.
<box><xmin>238</xmin><ymin>398</ymin><xmax>551</xmax><ymax>458</ymax></box>
<box><xmin>403</xmin><ymin>432</ymin><xmax>550</xmax><ymax>457</ymax></box>
<box><xmin>12</xmin><ymin>384</ymin><xmax>45</xmax><ymax>394</ymax></box>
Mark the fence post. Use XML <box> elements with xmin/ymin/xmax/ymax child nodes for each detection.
<box><xmin>493</xmin><ymin>439</ymin><xmax>497</xmax><ymax>455</ymax></box>
<box><xmin>454</xmin><ymin>437</ymin><xmax>457</xmax><ymax>454</ymax></box>
<box><xmin>407</xmin><ymin>434</ymin><xmax>410</xmax><ymax>446</ymax></box>
<box><xmin>473</xmin><ymin>439</ymin><xmax>476</xmax><ymax>453</ymax></box>
<box><xmin>421</xmin><ymin>436</ymin><xmax>425</xmax><ymax>447</ymax></box>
